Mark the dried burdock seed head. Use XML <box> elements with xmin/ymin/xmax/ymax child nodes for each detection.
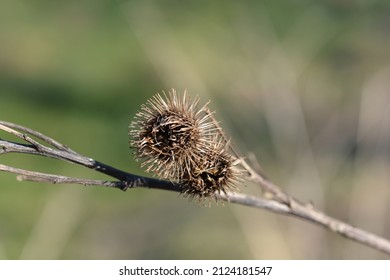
<box><xmin>130</xmin><ymin>89</ymin><xmax>243</xmax><ymax>204</ymax></box>
<box><xmin>181</xmin><ymin>139</ymin><xmax>242</xmax><ymax>202</ymax></box>
<box><xmin>129</xmin><ymin>89</ymin><xmax>215</xmax><ymax>180</ymax></box>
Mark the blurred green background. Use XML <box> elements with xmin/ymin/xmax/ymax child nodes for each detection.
<box><xmin>1</xmin><ymin>0</ymin><xmax>390</xmax><ymax>259</ymax></box>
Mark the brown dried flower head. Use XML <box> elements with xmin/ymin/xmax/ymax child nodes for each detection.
<box><xmin>130</xmin><ymin>89</ymin><xmax>242</xmax><ymax>202</ymax></box>
<box><xmin>181</xmin><ymin>138</ymin><xmax>242</xmax><ymax>202</ymax></box>
<box><xmin>129</xmin><ymin>89</ymin><xmax>214</xmax><ymax>180</ymax></box>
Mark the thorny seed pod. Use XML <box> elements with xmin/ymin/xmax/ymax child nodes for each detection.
<box><xmin>181</xmin><ymin>139</ymin><xmax>242</xmax><ymax>203</ymax></box>
<box><xmin>130</xmin><ymin>89</ymin><xmax>242</xmax><ymax>203</ymax></box>
<box><xmin>129</xmin><ymin>89</ymin><xmax>215</xmax><ymax>180</ymax></box>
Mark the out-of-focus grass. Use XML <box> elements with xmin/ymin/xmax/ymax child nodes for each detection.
<box><xmin>0</xmin><ymin>0</ymin><xmax>390</xmax><ymax>259</ymax></box>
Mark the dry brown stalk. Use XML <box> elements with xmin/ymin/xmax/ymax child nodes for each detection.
<box><xmin>1</xmin><ymin>119</ymin><xmax>390</xmax><ymax>256</ymax></box>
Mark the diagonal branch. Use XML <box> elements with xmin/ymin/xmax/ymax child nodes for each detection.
<box><xmin>1</xmin><ymin>120</ymin><xmax>390</xmax><ymax>255</ymax></box>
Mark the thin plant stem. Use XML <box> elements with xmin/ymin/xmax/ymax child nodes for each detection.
<box><xmin>1</xmin><ymin>120</ymin><xmax>390</xmax><ymax>255</ymax></box>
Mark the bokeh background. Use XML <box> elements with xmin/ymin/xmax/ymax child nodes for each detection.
<box><xmin>1</xmin><ymin>0</ymin><xmax>390</xmax><ymax>259</ymax></box>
